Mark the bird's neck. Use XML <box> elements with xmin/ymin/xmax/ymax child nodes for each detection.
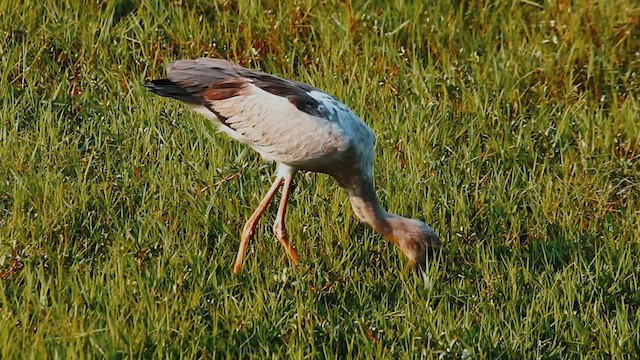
<box><xmin>346</xmin><ymin>177</ymin><xmax>393</xmax><ymax>238</ymax></box>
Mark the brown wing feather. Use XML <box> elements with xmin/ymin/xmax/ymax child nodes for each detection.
<box><xmin>164</xmin><ymin>58</ymin><xmax>241</xmax><ymax>99</ymax></box>
<box><xmin>203</xmin><ymin>78</ymin><xmax>245</xmax><ymax>101</ymax></box>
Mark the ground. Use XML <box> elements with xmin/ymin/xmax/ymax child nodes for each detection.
<box><xmin>0</xmin><ymin>0</ymin><xmax>639</xmax><ymax>357</ymax></box>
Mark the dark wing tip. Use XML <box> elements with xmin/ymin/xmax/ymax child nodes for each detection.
<box><xmin>145</xmin><ymin>79</ymin><xmax>200</xmax><ymax>103</ymax></box>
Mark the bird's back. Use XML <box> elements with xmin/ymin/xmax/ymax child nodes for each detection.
<box><xmin>146</xmin><ymin>58</ymin><xmax>375</xmax><ymax>182</ymax></box>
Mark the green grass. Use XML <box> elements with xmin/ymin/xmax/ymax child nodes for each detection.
<box><xmin>1</xmin><ymin>0</ymin><xmax>639</xmax><ymax>357</ymax></box>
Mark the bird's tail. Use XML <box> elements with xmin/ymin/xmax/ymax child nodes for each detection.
<box><xmin>144</xmin><ymin>79</ymin><xmax>199</xmax><ymax>103</ymax></box>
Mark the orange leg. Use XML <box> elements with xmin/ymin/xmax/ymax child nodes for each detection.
<box><xmin>233</xmin><ymin>176</ymin><xmax>283</xmax><ymax>274</ymax></box>
<box><xmin>273</xmin><ymin>173</ymin><xmax>299</xmax><ymax>267</ymax></box>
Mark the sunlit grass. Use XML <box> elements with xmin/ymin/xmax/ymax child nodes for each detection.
<box><xmin>1</xmin><ymin>0</ymin><xmax>639</xmax><ymax>357</ymax></box>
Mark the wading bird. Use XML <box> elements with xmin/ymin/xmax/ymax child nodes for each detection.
<box><xmin>145</xmin><ymin>58</ymin><xmax>439</xmax><ymax>273</ymax></box>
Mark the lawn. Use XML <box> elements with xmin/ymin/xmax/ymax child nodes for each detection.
<box><xmin>1</xmin><ymin>0</ymin><xmax>639</xmax><ymax>357</ymax></box>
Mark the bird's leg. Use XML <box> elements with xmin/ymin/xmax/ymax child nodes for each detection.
<box><xmin>233</xmin><ymin>176</ymin><xmax>284</xmax><ymax>274</ymax></box>
<box><xmin>273</xmin><ymin>173</ymin><xmax>299</xmax><ymax>267</ymax></box>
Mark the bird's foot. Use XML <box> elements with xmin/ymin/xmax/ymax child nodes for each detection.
<box><xmin>273</xmin><ymin>223</ymin><xmax>299</xmax><ymax>267</ymax></box>
<box><xmin>233</xmin><ymin>226</ymin><xmax>257</xmax><ymax>274</ymax></box>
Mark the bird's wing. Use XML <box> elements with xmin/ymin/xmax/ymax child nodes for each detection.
<box><xmin>164</xmin><ymin>58</ymin><xmax>243</xmax><ymax>99</ymax></box>
<box><xmin>157</xmin><ymin>58</ymin><xmax>351</xmax><ymax>166</ymax></box>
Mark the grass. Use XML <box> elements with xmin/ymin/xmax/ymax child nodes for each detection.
<box><xmin>1</xmin><ymin>0</ymin><xmax>639</xmax><ymax>357</ymax></box>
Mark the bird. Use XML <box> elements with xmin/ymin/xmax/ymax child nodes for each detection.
<box><xmin>145</xmin><ymin>57</ymin><xmax>440</xmax><ymax>273</ymax></box>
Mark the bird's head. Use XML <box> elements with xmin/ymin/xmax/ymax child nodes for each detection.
<box><xmin>385</xmin><ymin>216</ymin><xmax>440</xmax><ymax>266</ymax></box>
